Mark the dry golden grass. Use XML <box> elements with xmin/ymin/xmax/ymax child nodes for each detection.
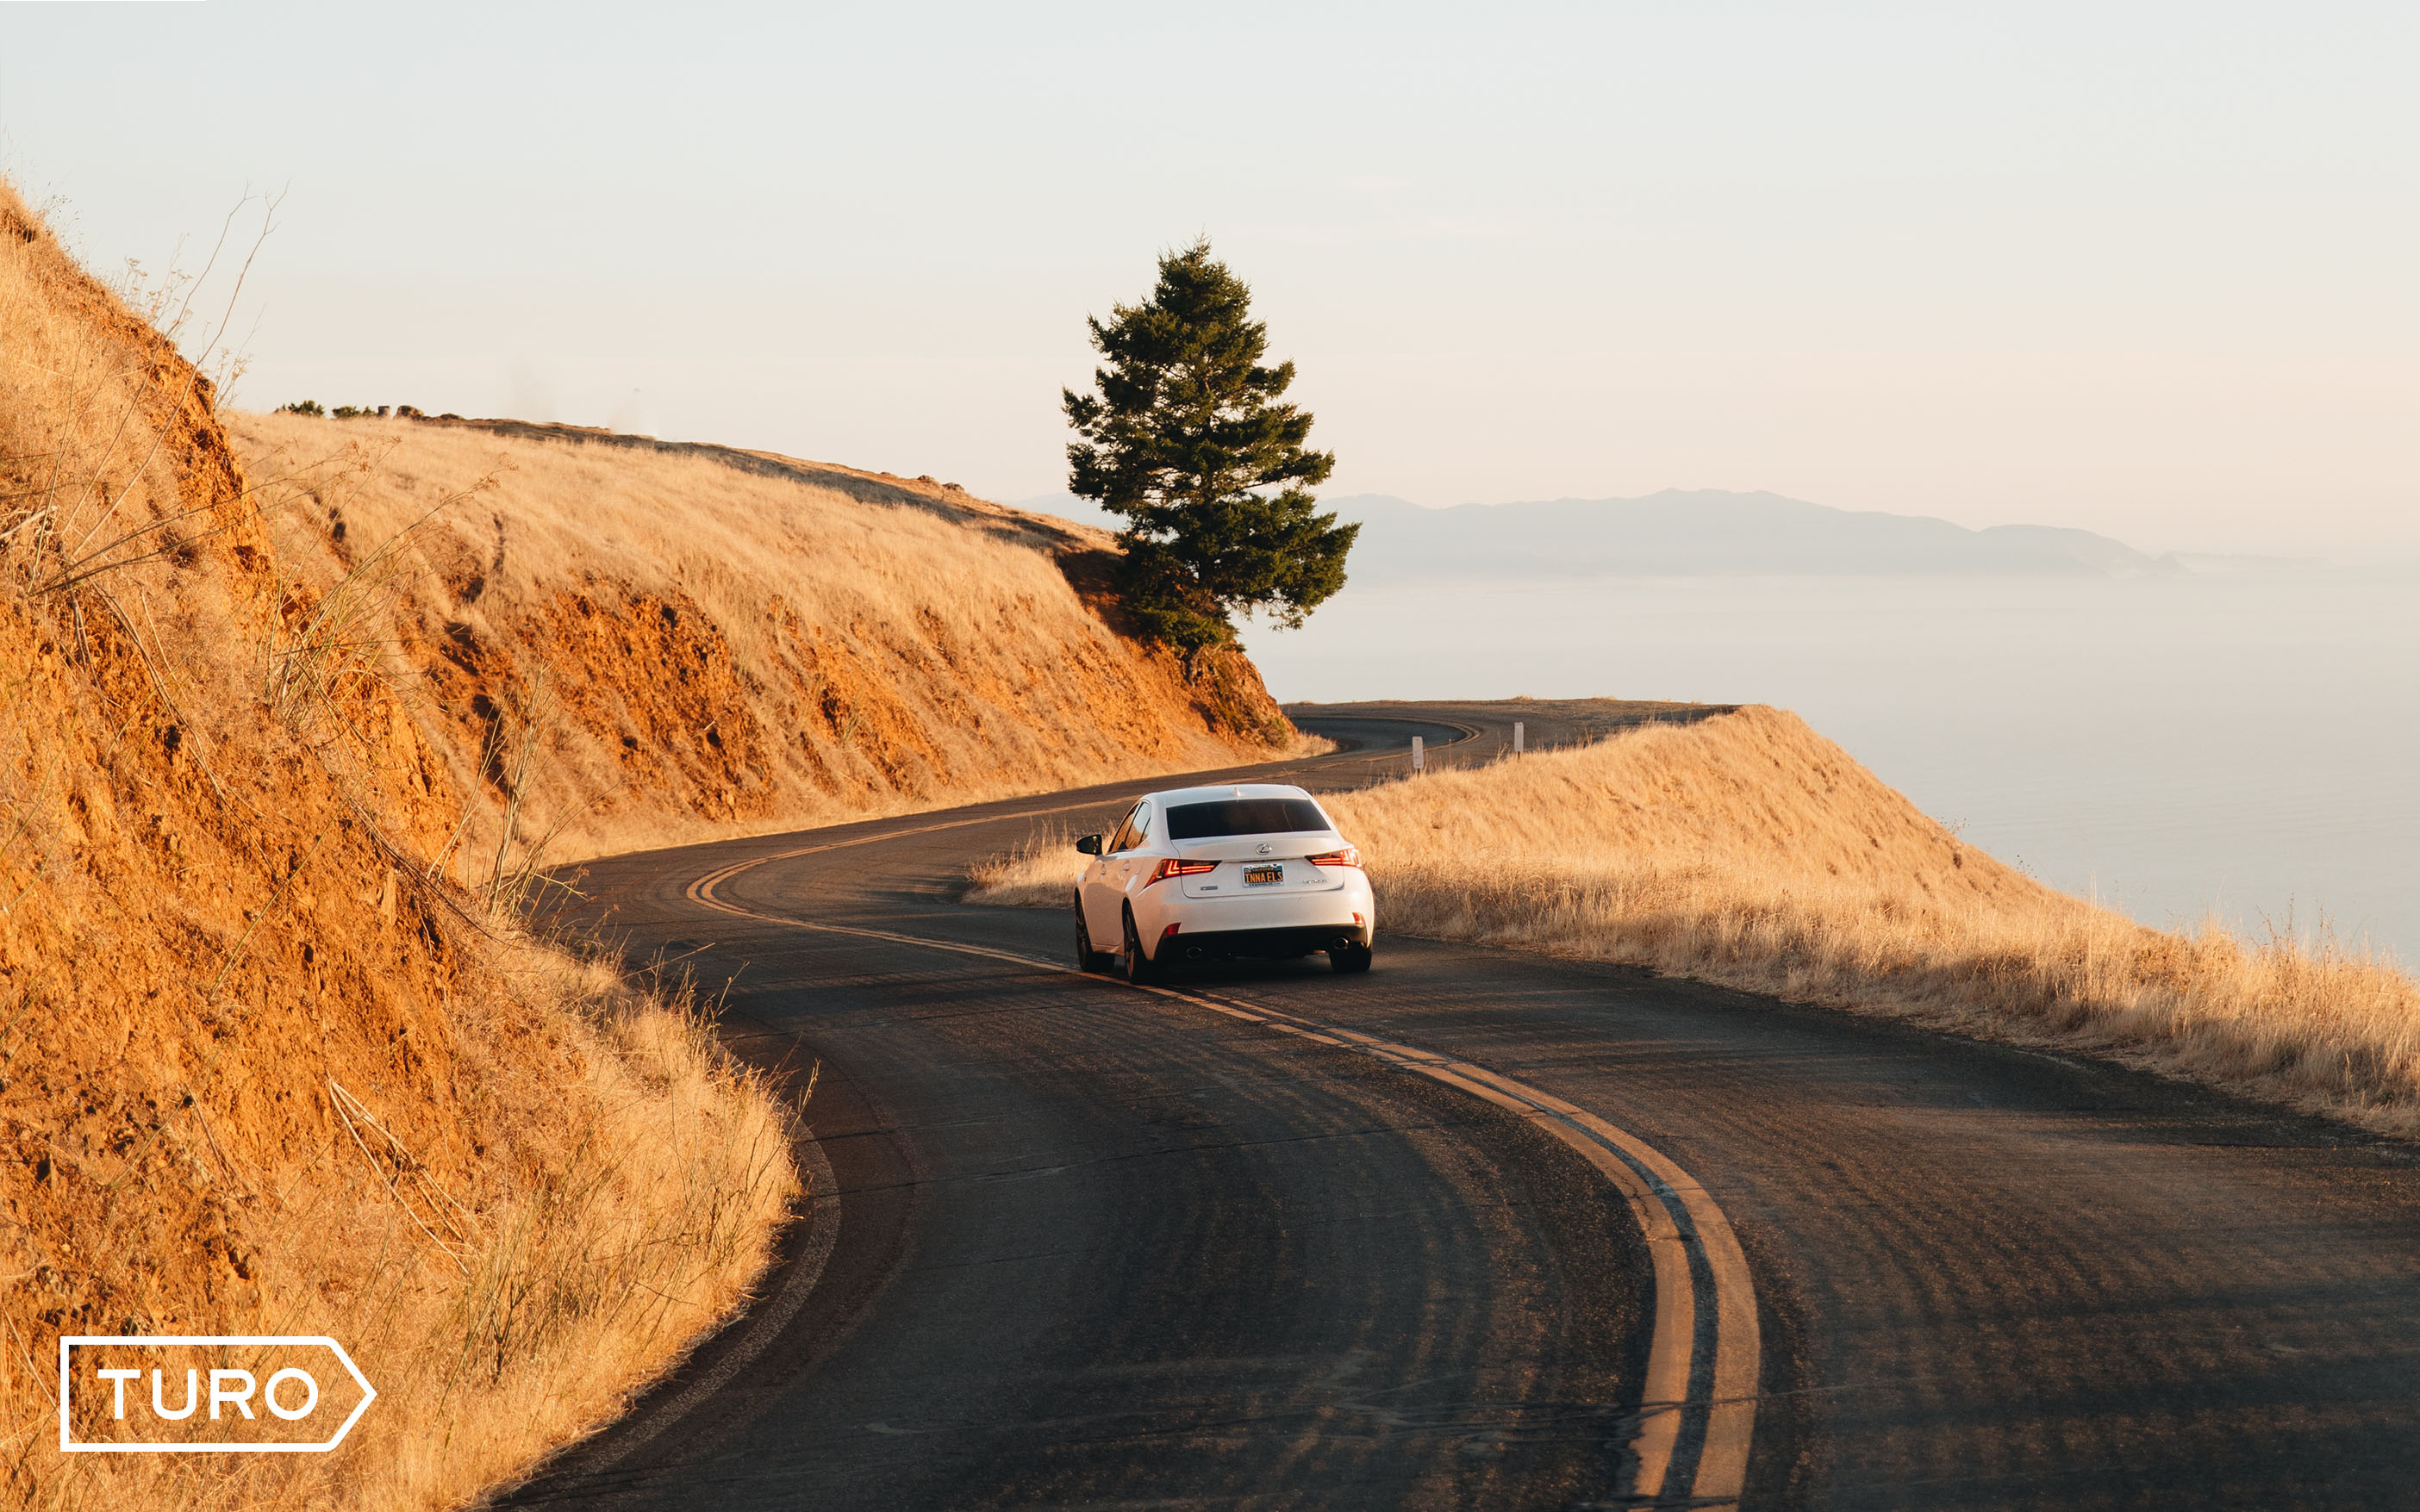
<box><xmin>348</xmin><ymin>953</ymin><xmax>796</xmax><ymax>1510</ymax></box>
<box><xmin>965</xmin><ymin>823</ymin><xmax>1084</xmax><ymax>908</ymax></box>
<box><xmin>227</xmin><ymin>412</ymin><xmax>1311</xmax><ymax>868</ymax></box>
<box><xmin>24</xmin><ymin>944</ymin><xmax>798</xmax><ymax>1512</ymax></box>
<box><xmin>0</xmin><ymin>180</ymin><xmax>798</xmax><ymax>1511</ymax></box>
<box><xmin>1312</xmin><ymin>706</ymin><xmax>2420</xmax><ymax>1136</ymax></box>
<box><xmin>0</xmin><ymin>195</ymin><xmax>240</xmax><ymax>606</ymax></box>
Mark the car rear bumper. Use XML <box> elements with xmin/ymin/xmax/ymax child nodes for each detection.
<box><xmin>1158</xmin><ymin>921</ymin><xmax>1373</xmax><ymax>961</ymax></box>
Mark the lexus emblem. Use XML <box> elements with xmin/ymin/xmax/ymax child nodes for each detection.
<box><xmin>1256</xmin><ymin>843</ymin><xmax>1274</xmax><ymax>855</ymax></box>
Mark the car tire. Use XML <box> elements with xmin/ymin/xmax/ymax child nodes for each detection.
<box><xmin>1329</xmin><ymin>941</ymin><xmax>1374</xmax><ymax>974</ymax></box>
<box><xmin>1074</xmin><ymin>901</ymin><xmax>1113</xmax><ymax>974</ymax></box>
<box><xmin>1121</xmin><ymin>906</ymin><xmax>1166</xmax><ymax>986</ymax></box>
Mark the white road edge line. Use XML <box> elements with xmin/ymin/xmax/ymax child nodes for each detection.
<box><xmin>681</xmin><ymin>837</ymin><xmax>1762</xmax><ymax>1508</ymax></box>
<box><xmin>526</xmin><ymin>1093</ymin><xmax>841</xmax><ymax>1484</ymax></box>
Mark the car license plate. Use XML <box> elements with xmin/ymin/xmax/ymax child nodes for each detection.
<box><xmin>1244</xmin><ymin>864</ymin><xmax>1283</xmax><ymax>886</ymax></box>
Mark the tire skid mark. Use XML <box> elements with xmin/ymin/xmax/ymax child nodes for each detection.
<box><xmin>683</xmin><ymin>843</ymin><xmax>1762</xmax><ymax>1509</ymax></box>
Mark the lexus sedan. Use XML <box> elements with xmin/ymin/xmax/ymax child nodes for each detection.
<box><xmin>1073</xmin><ymin>783</ymin><xmax>1375</xmax><ymax>982</ymax></box>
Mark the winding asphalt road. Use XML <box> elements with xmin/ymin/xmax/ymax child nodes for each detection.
<box><xmin>515</xmin><ymin>703</ymin><xmax>2420</xmax><ymax>1511</ymax></box>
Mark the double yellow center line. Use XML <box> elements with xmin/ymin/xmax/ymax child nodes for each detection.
<box><xmin>683</xmin><ymin>803</ymin><xmax>1761</xmax><ymax>1508</ymax></box>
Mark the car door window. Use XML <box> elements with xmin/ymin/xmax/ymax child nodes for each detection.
<box><xmin>1130</xmin><ymin>804</ymin><xmax>1152</xmax><ymax>848</ymax></box>
<box><xmin>1108</xmin><ymin>806</ymin><xmax>1141</xmax><ymax>854</ymax></box>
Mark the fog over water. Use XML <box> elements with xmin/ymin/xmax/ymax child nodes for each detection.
<box><xmin>1240</xmin><ymin>568</ymin><xmax>2420</xmax><ymax>963</ymax></box>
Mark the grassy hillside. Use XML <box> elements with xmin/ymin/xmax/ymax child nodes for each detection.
<box><xmin>970</xmin><ymin>706</ymin><xmax>2420</xmax><ymax>1136</ymax></box>
<box><xmin>1320</xmin><ymin>707</ymin><xmax>2420</xmax><ymax>1136</ymax></box>
<box><xmin>0</xmin><ymin>184</ymin><xmax>795</xmax><ymax>1508</ymax></box>
<box><xmin>226</xmin><ymin>411</ymin><xmax>1309</xmax><ymax>868</ymax></box>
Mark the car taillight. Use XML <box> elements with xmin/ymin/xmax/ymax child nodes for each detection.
<box><xmin>1307</xmin><ymin>848</ymin><xmax>1362</xmax><ymax>868</ymax></box>
<box><xmin>1145</xmin><ymin>858</ymin><xmax>1219</xmax><ymax>887</ymax></box>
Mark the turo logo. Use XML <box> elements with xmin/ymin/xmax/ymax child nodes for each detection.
<box><xmin>59</xmin><ymin>1336</ymin><xmax>375</xmax><ymax>1453</ymax></box>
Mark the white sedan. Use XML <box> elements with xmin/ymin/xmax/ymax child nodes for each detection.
<box><xmin>1073</xmin><ymin>782</ymin><xmax>1375</xmax><ymax>982</ymax></box>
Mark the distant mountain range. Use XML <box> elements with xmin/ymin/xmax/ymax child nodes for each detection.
<box><xmin>1016</xmin><ymin>488</ymin><xmax>2186</xmax><ymax>579</ymax></box>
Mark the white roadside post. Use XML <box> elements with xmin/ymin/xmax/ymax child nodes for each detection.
<box><xmin>1512</xmin><ymin>721</ymin><xmax>1525</xmax><ymax>757</ymax></box>
<box><xmin>1410</xmin><ymin>735</ymin><xmax>1425</xmax><ymax>775</ymax></box>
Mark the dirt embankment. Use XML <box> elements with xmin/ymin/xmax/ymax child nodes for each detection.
<box><xmin>226</xmin><ymin>411</ymin><xmax>1309</xmax><ymax>868</ymax></box>
<box><xmin>0</xmin><ymin>184</ymin><xmax>794</xmax><ymax>1509</ymax></box>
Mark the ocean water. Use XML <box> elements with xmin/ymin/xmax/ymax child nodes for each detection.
<box><xmin>1240</xmin><ymin>569</ymin><xmax>2420</xmax><ymax>963</ymax></box>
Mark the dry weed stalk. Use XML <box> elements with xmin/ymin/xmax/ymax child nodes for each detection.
<box><xmin>328</xmin><ymin>1077</ymin><xmax>477</xmax><ymax>1277</ymax></box>
<box><xmin>0</xmin><ymin>195</ymin><xmax>273</xmax><ymax>600</ymax></box>
<box><xmin>261</xmin><ymin>458</ymin><xmax>497</xmax><ymax>743</ymax></box>
<box><xmin>477</xmin><ymin>667</ymin><xmax>574</xmax><ymax>918</ymax></box>
<box><xmin>964</xmin><ymin>822</ymin><xmax>1080</xmax><ymax>906</ymax></box>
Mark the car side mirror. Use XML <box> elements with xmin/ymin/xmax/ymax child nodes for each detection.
<box><xmin>1075</xmin><ymin>834</ymin><xmax>1102</xmax><ymax>856</ymax></box>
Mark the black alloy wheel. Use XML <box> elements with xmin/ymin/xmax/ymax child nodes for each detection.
<box><xmin>1120</xmin><ymin>906</ymin><xmax>1166</xmax><ymax>986</ymax></box>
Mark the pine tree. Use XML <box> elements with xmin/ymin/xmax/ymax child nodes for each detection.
<box><xmin>1063</xmin><ymin>240</ymin><xmax>1357</xmax><ymax>649</ymax></box>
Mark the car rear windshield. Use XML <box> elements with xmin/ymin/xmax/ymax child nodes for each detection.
<box><xmin>1165</xmin><ymin>798</ymin><xmax>1332</xmax><ymax>840</ymax></box>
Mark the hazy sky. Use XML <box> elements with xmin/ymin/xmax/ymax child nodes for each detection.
<box><xmin>3</xmin><ymin>3</ymin><xmax>2413</xmax><ymax>554</ymax></box>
